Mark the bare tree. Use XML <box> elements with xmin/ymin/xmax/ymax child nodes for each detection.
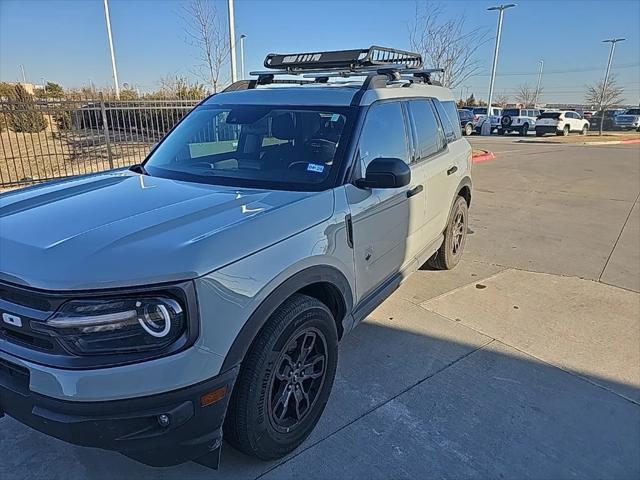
<box><xmin>585</xmin><ymin>75</ymin><xmax>624</xmax><ymax>135</ymax></box>
<box><xmin>494</xmin><ymin>92</ymin><xmax>510</xmax><ymax>107</ymax></box>
<box><xmin>183</xmin><ymin>0</ymin><xmax>230</xmax><ymax>93</ymax></box>
<box><xmin>157</xmin><ymin>74</ymin><xmax>207</xmax><ymax>99</ymax></box>
<box><xmin>409</xmin><ymin>2</ymin><xmax>489</xmax><ymax>89</ymax></box>
<box><xmin>515</xmin><ymin>83</ymin><xmax>539</xmax><ymax>107</ymax></box>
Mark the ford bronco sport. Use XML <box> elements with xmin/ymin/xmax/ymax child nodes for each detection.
<box><xmin>0</xmin><ymin>46</ymin><xmax>472</xmax><ymax>468</ymax></box>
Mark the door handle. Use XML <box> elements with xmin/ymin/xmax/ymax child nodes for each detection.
<box><xmin>406</xmin><ymin>185</ymin><xmax>423</xmax><ymax>198</ymax></box>
<box><xmin>447</xmin><ymin>166</ymin><xmax>458</xmax><ymax>176</ymax></box>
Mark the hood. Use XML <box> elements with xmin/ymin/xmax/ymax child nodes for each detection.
<box><xmin>0</xmin><ymin>171</ymin><xmax>333</xmax><ymax>290</ymax></box>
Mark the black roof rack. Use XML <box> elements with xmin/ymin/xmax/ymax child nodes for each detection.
<box><xmin>263</xmin><ymin>45</ymin><xmax>423</xmax><ymax>72</ymax></box>
<box><xmin>220</xmin><ymin>46</ymin><xmax>443</xmax><ymax>94</ymax></box>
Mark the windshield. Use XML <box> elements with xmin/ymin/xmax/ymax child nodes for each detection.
<box><xmin>144</xmin><ymin>104</ymin><xmax>353</xmax><ymax>190</ymax></box>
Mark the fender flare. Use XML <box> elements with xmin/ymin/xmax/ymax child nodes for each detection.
<box><xmin>219</xmin><ymin>265</ymin><xmax>353</xmax><ymax>372</ymax></box>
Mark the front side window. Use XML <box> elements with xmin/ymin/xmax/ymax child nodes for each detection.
<box><xmin>408</xmin><ymin>100</ymin><xmax>445</xmax><ymax>161</ymax></box>
<box><xmin>358</xmin><ymin>102</ymin><xmax>409</xmax><ymax>169</ymax></box>
<box><xmin>144</xmin><ymin>104</ymin><xmax>352</xmax><ymax>190</ymax></box>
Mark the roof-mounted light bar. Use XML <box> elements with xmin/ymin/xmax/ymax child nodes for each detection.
<box><xmin>263</xmin><ymin>45</ymin><xmax>423</xmax><ymax>72</ymax></box>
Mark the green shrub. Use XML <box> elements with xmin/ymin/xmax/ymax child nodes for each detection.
<box><xmin>7</xmin><ymin>84</ymin><xmax>48</xmax><ymax>133</ymax></box>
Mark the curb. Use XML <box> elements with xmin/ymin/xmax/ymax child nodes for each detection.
<box><xmin>472</xmin><ymin>150</ymin><xmax>496</xmax><ymax>163</ymax></box>
<box><xmin>583</xmin><ymin>138</ymin><xmax>640</xmax><ymax>146</ymax></box>
<box><xmin>517</xmin><ymin>138</ymin><xmax>640</xmax><ymax>146</ymax></box>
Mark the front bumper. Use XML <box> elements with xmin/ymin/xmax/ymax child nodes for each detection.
<box><xmin>0</xmin><ymin>355</ymin><xmax>238</xmax><ymax>467</ymax></box>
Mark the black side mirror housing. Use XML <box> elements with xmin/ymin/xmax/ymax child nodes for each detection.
<box><xmin>355</xmin><ymin>157</ymin><xmax>411</xmax><ymax>189</ymax></box>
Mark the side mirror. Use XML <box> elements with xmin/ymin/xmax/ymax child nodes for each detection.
<box><xmin>355</xmin><ymin>157</ymin><xmax>411</xmax><ymax>189</ymax></box>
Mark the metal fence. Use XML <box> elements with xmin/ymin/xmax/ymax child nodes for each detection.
<box><xmin>0</xmin><ymin>97</ymin><xmax>203</xmax><ymax>188</ymax></box>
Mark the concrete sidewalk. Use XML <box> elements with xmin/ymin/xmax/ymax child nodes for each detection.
<box><xmin>1</xmin><ymin>142</ymin><xmax>638</xmax><ymax>479</ymax></box>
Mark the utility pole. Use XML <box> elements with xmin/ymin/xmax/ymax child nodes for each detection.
<box><xmin>534</xmin><ymin>59</ymin><xmax>543</xmax><ymax>106</ymax></box>
<box><xmin>103</xmin><ymin>0</ymin><xmax>120</xmax><ymax>99</ymax></box>
<box><xmin>599</xmin><ymin>38</ymin><xmax>625</xmax><ymax>135</ymax></box>
<box><xmin>240</xmin><ymin>34</ymin><xmax>247</xmax><ymax>80</ymax></box>
<box><xmin>483</xmin><ymin>3</ymin><xmax>516</xmax><ymax>135</ymax></box>
<box><xmin>228</xmin><ymin>0</ymin><xmax>238</xmax><ymax>83</ymax></box>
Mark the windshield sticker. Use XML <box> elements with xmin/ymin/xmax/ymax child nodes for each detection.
<box><xmin>330</xmin><ymin>114</ymin><xmax>341</xmax><ymax>122</ymax></box>
<box><xmin>307</xmin><ymin>163</ymin><xmax>325</xmax><ymax>173</ymax></box>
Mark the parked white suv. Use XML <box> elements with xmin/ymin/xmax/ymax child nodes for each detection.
<box><xmin>499</xmin><ymin>108</ymin><xmax>541</xmax><ymax>136</ymax></box>
<box><xmin>535</xmin><ymin>110</ymin><xmax>590</xmax><ymax>136</ymax></box>
<box><xmin>472</xmin><ymin>106</ymin><xmax>502</xmax><ymax>133</ymax></box>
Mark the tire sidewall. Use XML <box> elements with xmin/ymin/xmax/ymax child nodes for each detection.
<box><xmin>244</xmin><ymin>300</ymin><xmax>338</xmax><ymax>456</ymax></box>
<box><xmin>443</xmin><ymin>197</ymin><xmax>469</xmax><ymax>268</ymax></box>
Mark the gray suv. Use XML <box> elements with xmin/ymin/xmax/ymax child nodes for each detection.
<box><xmin>0</xmin><ymin>47</ymin><xmax>472</xmax><ymax>468</ymax></box>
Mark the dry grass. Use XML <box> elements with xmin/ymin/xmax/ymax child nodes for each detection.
<box><xmin>0</xmin><ymin>112</ymin><xmax>151</xmax><ymax>185</ymax></box>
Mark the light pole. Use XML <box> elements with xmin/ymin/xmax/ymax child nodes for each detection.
<box><xmin>598</xmin><ymin>38</ymin><xmax>625</xmax><ymax>135</ymax></box>
<box><xmin>19</xmin><ymin>64</ymin><xmax>26</xmax><ymax>83</ymax></box>
<box><xmin>103</xmin><ymin>0</ymin><xmax>120</xmax><ymax>99</ymax></box>
<box><xmin>534</xmin><ymin>59</ymin><xmax>543</xmax><ymax>106</ymax></box>
<box><xmin>228</xmin><ymin>0</ymin><xmax>238</xmax><ymax>83</ymax></box>
<box><xmin>239</xmin><ymin>34</ymin><xmax>247</xmax><ymax>80</ymax></box>
<box><xmin>483</xmin><ymin>3</ymin><xmax>516</xmax><ymax>135</ymax></box>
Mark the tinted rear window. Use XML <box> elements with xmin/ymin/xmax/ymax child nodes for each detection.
<box><xmin>539</xmin><ymin>112</ymin><xmax>561</xmax><ymax>119</ymax></box>
<box><xmin>472</xmin><ymin>108</ymin><xmax>487</xmax><ymax>115</ymax></box>
<box><xmin>503</xmin><ymin>109</ymin><xmax>520</xmax><ymax>116</ymax></box>
<box><xmin>624</xmin><ymin>109</ymin><xmax>640</xmax><ymax>115</ymax></box>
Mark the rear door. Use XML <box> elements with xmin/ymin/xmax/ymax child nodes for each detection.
<box><xmin>407</xmin><ymin>99</ymin><xmax>454</xmax><ymax>245</ymax></box>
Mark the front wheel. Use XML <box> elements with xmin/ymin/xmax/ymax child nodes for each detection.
<box><xmin>224</xmin><ymin>294</ymin><xmax>338</xmax><ymax>460</ymax></box>
<box><xmin>429</xmin><ymin>196</ymin><xmax>469</xmax><ymax>270</ymax></box>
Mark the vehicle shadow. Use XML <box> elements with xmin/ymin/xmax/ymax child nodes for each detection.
<box><xmin>1</xmin><ymin>312</ymin><xmax>638</xmax><ymax>480</ymax></box>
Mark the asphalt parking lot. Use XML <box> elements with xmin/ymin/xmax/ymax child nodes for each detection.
<box><xmin>1</xmin><ymin>137</ymin><xmax>639</xmax><ymax>479</ymax></box>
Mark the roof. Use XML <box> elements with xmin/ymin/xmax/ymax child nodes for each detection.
<box><xmin>205</xmin><ymin>81</ymin><xmax>455</xmax><ymax>108</ymax></box>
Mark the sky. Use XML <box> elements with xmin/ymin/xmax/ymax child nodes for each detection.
<box><xmin>1</xmin><ymin>0</ymin><xmax>639</xmax><ymax>104</ymax></box>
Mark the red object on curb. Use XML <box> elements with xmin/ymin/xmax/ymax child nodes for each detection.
<box><xmin>620</xmin><ymin>139</ymin><xmax>640</xmax><ymax>145</ymax></box>
<box><xmin>472</xmin><ymin>150</ymin><xmax>496</xmax><ymax>163</ymax></box>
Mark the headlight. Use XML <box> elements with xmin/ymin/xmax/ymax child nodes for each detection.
<box><xmin>31</xmin><ymin>297</ymin><xmax>185</xmax><ymax>355</ymax></box>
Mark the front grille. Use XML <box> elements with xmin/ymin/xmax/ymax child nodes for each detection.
<box><xmin>0</xmin><ymin>325</ymin><xmax>55</xmax><ymax>351</ymax></box>
<box><xmin>0</xmin><ymin>283</ymin><xmax>54</xmax><ymax>312</ymax></box>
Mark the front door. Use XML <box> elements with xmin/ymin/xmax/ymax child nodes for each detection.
<box><xmin>345</xmin><ymin>101</ymin><xmax>415</xmax><ymax>303</ymax></box>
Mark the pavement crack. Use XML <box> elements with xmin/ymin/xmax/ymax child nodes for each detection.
<box><xmin>598</xmin><ymin>190</ymin><xmax>639</xmax><ymax>282</ymax></box>
<box><xmin>255</xmin><ymin>339</ymin><xmax>495</xmax><ymax>478</ymax></box>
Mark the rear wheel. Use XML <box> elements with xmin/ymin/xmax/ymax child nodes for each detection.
<box><xmin>224</xmin><ymin>294</ymin><xmax>338</xmax><ymax>460</ymax></box>
<box><xmin>520</xmin><ymin>123</ymin><xmax>529</xmax><ymax>136</ymax></box>
<box><xmin>429</xmin><ymin>196</ymin><xmax>469</xmax><ymax>270</ymax></box>
<box><xmin>536</xmin><ymin>129</ymin><xmax>545</xmax><ymax>137</ymax></box>
<box><xmin>561</xmin><ymin>125</ymin><xmax>570</xmax><ymax>136</ymax></box>
<box><xmin>464</xmin><ymin>123</ymin><xmax>473</xmax><ymax>136</ymax></box>
<box><xmin>498</xmin><ymin>128</ymin><xmax>505</xmax><ymax>135</ymax></box>
<box><xmin>581</xmin><ymin>124</ymin><xmax>589</xmax><ymax>135</ymax></box>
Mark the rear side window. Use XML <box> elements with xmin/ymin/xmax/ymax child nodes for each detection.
<box><xmin>407</xmin><ymin>100</ymin><xmax>445</xmax><ymax>161</ymax></box>
<box><xmin>440</xmin><ymin>101</ymin><xmax>463</xmax><ymax>141</ymax></box>
<box><xmin>358</xmin><ymin>102</ymin><xmax>409</xmax><ymax>168</ymax></box>
<box><xmin>432</xmin><ymin>100</ymin><xmax>457</xmax><ymax>142</ymax></box>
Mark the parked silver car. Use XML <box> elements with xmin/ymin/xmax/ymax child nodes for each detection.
<box><xmin>0</xmin><ymin>47</ymin><xmax>472</xmax><ymax>468</ymax></box>
<box><xmin>614</xmin><ymin>108</ymin><xmax>640</xmax><ymax>131</ymax></box>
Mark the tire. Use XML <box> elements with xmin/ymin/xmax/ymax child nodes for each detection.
<box><xmin>520</xmin><ymin>123</ymin><xmax>529</xmax><ymax>136</ymax></box>
<box><xmin>498</xmin><ymin>128</ymin><xmax>505</xmax><ymax>135</ymax></box>
<box><xmin>558</xmin><ymin>125</ymin><xmax>570</xmax><ymax>136</ymax></box>
<box><xmin>581</xmin><ymin>124</ymin><xmax>588</xmax><ymax>135</ymax></box>
<box><xmin>428</xmin><ymin>196</ymin><xmax>469</xmax><ymax>270</ymax></box>
<box><xmin>224</xmin><ymin>294</ymin><xmax>338</xmax><ymax>460</ymax></box>
<box><xmin>536</xmin><ymin>130</ymin><xmax>544</xmax><ymax>137</ymax></box>
<box><xmin>464</xmin><ymin>123</ymin><xmax>473</xmax><ymax>136</ymax></box>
